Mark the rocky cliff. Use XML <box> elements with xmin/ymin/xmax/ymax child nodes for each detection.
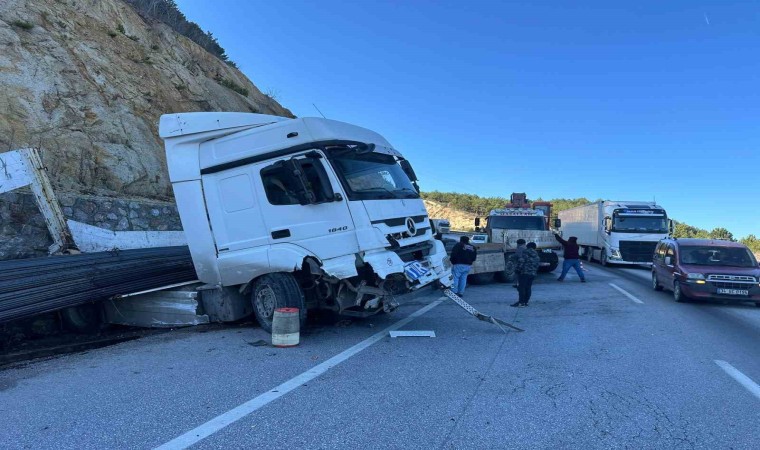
<box><xmin>0</xmin><ymin>0</ymin><xmax>292</xmax><ymax>201</ymax></box>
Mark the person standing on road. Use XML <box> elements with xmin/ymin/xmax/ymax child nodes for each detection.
<box><xmin>554</xmin><ymin>233</ymin><xmax>586</xmax><ymax>282</ymax></box>
<box><xmin>508</xmin><ymin>239</ymin><xmax>527</xmax><ymax>289</ymax></box>
<box><xmin>450</xmin><ymin>236</ymin><xmax>477</xmax><ymax>297</ymax></box>
<box><xmin>511</xmin><ymin>242</ymin><xmax>540</xmax><ymax>307</ymax></box>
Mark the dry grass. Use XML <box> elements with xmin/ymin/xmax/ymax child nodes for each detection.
<box><xmin>423</xmin><ymin>200</ymin><xmax>477</xmax><ymax>232</ymax></box>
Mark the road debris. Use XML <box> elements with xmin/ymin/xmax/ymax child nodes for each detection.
<box><xmin>442</xmin><ymin>289</ymin><xmax>524</xmax><ymax>333</ymax></box>
<box><xmin>389</xmin><ymin>330</ymin><xmax>436</xmax><ymax>338</ymax></box>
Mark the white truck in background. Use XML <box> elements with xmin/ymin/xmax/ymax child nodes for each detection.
<box><xmin>557</xmin><ymin>201</ymin><xmax>672</xmax><ymax>266</ymax></box>
<box><xmin>159</xmin><ymin>113</ymin><xmax>452</xmax><ymax>332</ymax></box>
<box><xmin>430</xmin><ymin>219</ymin><xmax>451</xmax><ymax>234</ymax></box>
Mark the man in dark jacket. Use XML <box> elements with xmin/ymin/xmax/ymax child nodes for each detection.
<box><xmin>511</xmin><ymin>242</ymin><xmax>540</xmax><ymax>307</ymax></box>
<box><xmin>507</xmin><ymin>239</ymin><xmax>527</xmax><ymax>289</ymax></box>
<box><xmin>450</xmin><ymin>236</ymin><xmax>477</xmax><ymax>296</ymax></box>
<box><xmin>555</xmin><ymin>233</ymin><xmax>586</xmax><ymax>282</ymax></box>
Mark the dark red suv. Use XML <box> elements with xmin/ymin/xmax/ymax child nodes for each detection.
<box><xmin>651</xmin><ymin>238</ymin><xmax>760</xmax><ymax>306</ymax></box>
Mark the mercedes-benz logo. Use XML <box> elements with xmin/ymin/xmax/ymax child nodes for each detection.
<box><xmin>405</xmin><ymin>217</ymin><xmax>417</xmax><ymax>236</ymax></box>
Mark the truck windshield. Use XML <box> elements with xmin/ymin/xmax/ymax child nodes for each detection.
<box><xmin>679</xmin><ymin>246</ymin><xmax>757</xmax><ymax>268</ymax></box>
<box><xmin>329</xmin><ymin>151</ymin><xmax>419</xmax><ymax>200</ymax></box>
<box><xmin>488</xmin><ymin>216</ymin><xmax>545</xmax><ymax>230</ymax></box>
<box><xmin>613</xmin><ymin>215</ymin><xmax>667</xmax><ymax>233</ymax></box>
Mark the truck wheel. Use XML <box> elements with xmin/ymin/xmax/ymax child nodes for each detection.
<box><xmin>539</xmin><ymin>262</ymin><xmax>559</xmax><ymax>273</ymax></box>
<box><xmin>600</xmin><ymin>251</ymin><xmax>608</xmax><ymax>267</ymax></box>
<box><xmin>494</xmin><ymin>258</ymin><xmax>515</xmax><ymax>283</ymax></box>
<box><xmin>586</xmin><ymin>247</ymin><xmax>594</xmax><ymax>262</ymax></box>
<box><xmin>61</xmin><ymin>304</ymin><xmax>103</xmax><ymax>334</ymax></box>
<box><xmin>673</xmin><ymin>281</ymin><xmax>688</xmax><ymax>303</ymax></box>
<box><xmin>469</xmin><ymin>272</ymin><xmax>493</xmax><ymax>285</ymax></box>
<box><xmin>652</xmin><ymin>272</ymin><xmax>663</xmax><ymax>291</ymax></box>
<box><xmin>251</xmin><ymin>273</ymin><xmax>306</xmax><ymax>333</ymax></box>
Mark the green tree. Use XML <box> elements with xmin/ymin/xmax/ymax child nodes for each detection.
<box><xmin>740</xmin><ymin>234</ymin><xmax>760</xmax><ymax>255</ymax></box>
<box><xmin>709</xmin><ymin>227</ymin><xmax>734</xmax><ymax>241</ymax></box>
<box><xmin>672</xmin><ymin>221</ymin><xmax>709</xmax><ymax>238</ymax></box>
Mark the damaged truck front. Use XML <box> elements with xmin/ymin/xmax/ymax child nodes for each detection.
<box><xmin>159</xmin><ymin>113</ymin><xmax>452</xmax><ymax>332</ymax></box>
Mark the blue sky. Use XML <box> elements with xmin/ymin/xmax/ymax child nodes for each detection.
<box><xmin>176</xmin><ymin>1</ymin><xmax>759</xmax><ymax>239</ymax></box>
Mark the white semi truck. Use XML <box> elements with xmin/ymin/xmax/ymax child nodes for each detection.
<box><xmin>159</xmin><ymin>113</ymin><xmax>452</xmax><ymax>332</ymax></box>
<box><xmin>557</xmin><ymin>201</ymin><xmax>672</xmax><ymax>266</ymax></box>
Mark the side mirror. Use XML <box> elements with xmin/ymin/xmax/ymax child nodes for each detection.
<box><xmin>603</xmin><ymin>217</ymin><xmax>612</xmax><ymax>233</ymax></box>
<box><xmin>399</xmin><ymin>159</ymin><xmax>418</xmax><ymax>182</ymax></box>
<box><xmin>665</xmin><ymin>256</ymin><xmax>672</xmax><ymax>266</ymax></box>
<box><xmin>553</xmin><ymin>218</ymin><xmax>561</xmax><ymax>229</ymax></box>
<box><xmin>474</xmin><ymin>217</ymin><xmax>481</xmax><ymax>227</ymax></box>
<box><xmin>285</xmin><ymin>157</ymin><xmax>336</xmax><ymax>205</ymax></box>
<box><xmin>668</xmin><ymin>219</ymin><xmax>674</xmax><ymax>234</ymax></box>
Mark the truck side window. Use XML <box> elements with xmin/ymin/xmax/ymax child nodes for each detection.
<box><xmin>262</xmin><ymin>165</ymin><xmax>300</xmax><ymax>205</ymax></box>
<box><xmin>261</xmin><ymin>157</ymin><xmax>333</xmax><ymax>206</ymax></box>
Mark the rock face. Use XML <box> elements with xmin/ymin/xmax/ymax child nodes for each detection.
<box><xmin>0</xmin><ymin>0</ymin><xmax>293</xmax><ymax>201</ymax></box>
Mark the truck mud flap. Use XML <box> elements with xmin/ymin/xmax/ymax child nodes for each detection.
<box><xmin>442</xmin><ymin>289</ymin><xmax>524</xmax><ymax>333</ymax></box>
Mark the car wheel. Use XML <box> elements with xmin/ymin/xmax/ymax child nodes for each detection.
<box><xmin>251</xmin><ymin>273</ymin><xmax>306</xmax><ymax>333</ymax></box>
<box><xmin>673</xmin><ymin>281</ymin><xmax>688</xmax><ymax>303</ymax></box>
<box><xmin>652</xmin><ymin>272</ymin><xmax>663</xmax><ymax>291</ymax></box>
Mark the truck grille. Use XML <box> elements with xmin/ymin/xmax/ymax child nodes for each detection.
<box><xmin>393</xmin><ymin>241</ymin><xmax>433</xmax><ymax>263</ymax></box>
<box><xmin>619</xmin><ymin>241</ymin><xmax>658</xmax><ymax>263</ymax></box>
<box><xmin>372</xmin><ymin>215</ymin><xmax>427</xmax><ymax>228</ymax></box>
<box><xmin>707</xmin><ymin>274</ymin><xmax>756</xmax><ymax>289</ymax></box>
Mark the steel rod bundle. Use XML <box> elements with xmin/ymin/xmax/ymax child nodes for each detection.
<box><xmin>0</xmin><ymin>246</ymin><xmax>197</xmax><ymax>323</ymax></box>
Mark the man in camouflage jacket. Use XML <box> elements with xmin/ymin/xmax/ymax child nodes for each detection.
<box><xmin>511</xmin><ymin>242</ymin><xmax>541</xmax><ymax>308</ymax></box>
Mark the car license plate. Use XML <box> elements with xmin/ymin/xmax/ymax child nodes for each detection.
<box><xmin>404</xmin><ymin>261</ymin><xmax>430</xmax><ymax>281</ymax></box>
<box><xmin>717</xmin><ymin>288</ymin><xmax>749</xmax><ymax>296</ymax></box>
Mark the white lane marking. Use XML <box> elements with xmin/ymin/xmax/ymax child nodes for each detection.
<box><xmin>714</xmin><ymin>360</ymin><xmax>760</xmax><ymax>401</ymax></box>
<box><xmin>618</xmin><ymin>268</ymin><xmax>651</xmax><ymax>281</ymax></box>
<box><xmin>155</xmin><ymin>299</ymin><xmax>443</xmax><ymax>450</ymax></box>
<box><xmin>608</xmin><ymin>283</ymin><xmax>644</xmax><ymax>304</ymax></box>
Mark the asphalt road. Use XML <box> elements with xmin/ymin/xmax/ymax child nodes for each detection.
<box><xmin>2</xmin><ymin>263</ymin><xmax>759</xmax><ymax>449</ymax></box>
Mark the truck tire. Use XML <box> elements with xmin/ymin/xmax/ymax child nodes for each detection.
<box><xmin>494</xmin><ymin>258</ymin><xmax>516</xmax><ymax>283</ymax></box>
<box><xmin>469</xmin><ymin>272</ymin><xmax>494</xmax><ymax>285</ymax></box>
<box><xmin>61</xmin><ymin>304</ymin><xmax>103</xmax><ymax>334</ymax></box>
<box><xmin>251</xmin><ymin>273</ymin><xmax>307</xmax><ymax>333</ymax></box>
<box><xmin>600</xmin><ymin>250</ymin><xmax>609</xmax><ymax>267</ymax></box>
<box><xmin>586</xmin><ymin>247</ymin><xmax>594</xmax><ymax>262</ymax></box>
<box><xmin>540</xmin><ymin>261</ymin><xmax>559</xmax><ymax>273</ymax></box>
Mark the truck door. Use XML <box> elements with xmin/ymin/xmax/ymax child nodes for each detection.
<box><xmin>255</xmin><ymin>152</ymin><xmax>359</xmax><ymax>259</ymax></box>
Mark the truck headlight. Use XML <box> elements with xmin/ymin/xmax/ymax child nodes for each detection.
<box><xmin>542</xmin><ymin>249</ymin><xmax>553</xmax><ymax>253</ymax></box>
<box><xmin>610</xmin><ymin>249</ymin><xmax>622</xmax><ymax>258</ymax></box>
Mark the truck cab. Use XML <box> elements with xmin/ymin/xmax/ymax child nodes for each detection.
<box><xmin>480</xmin><ymin>193</ymin><xmax>560</xmax><ymax>272</ymax></box>
<box><xmin>559</xmin><ymin>201</ymin><xmax>672</xmax><ymax>266</ymax></box>
<box><xmin>160</xmin><ymin>113</ymin><xmax>452</xmax><ymax>331</ymax></box>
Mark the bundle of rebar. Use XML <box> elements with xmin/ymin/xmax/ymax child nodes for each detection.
<box><xmin>0</xmin><ymin>246</ymin><xmax>197</xmax><ymax>323</ymax></box>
